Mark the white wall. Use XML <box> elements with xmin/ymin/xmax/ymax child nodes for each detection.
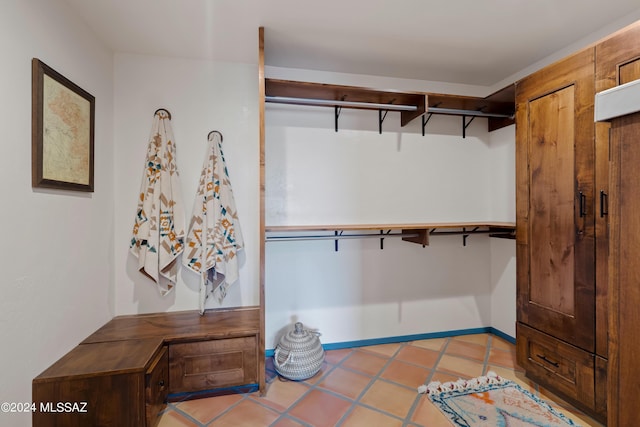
<box><xmin>113</xmin><ymin>53</ymin><xmax>260</xmax><ymax>314</ymax></box>
<box><xmin>264</xmin><ymin>69</ymin><xmax>515</xmax><ymax>349</ymax></box>
<box><xmin>0</xmin><ymin>1</ymin><xmax>114</xmax><ymax>425</ymax></box>
<box><xmin>488</xmin><ymin>125</ymin><xmax>516</xmax><ymax>337</ymax></box>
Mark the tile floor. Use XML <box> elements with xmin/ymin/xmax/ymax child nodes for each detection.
<box><xmin>157</xmin><ymin>333</ymin><xmax>604</xmax><ymax>426</ymax></box>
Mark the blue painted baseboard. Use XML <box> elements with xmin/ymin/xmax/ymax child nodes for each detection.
<box><xmin>266</xmin><ymin>327</ymin><xmax>515</xmax><ymax>357</ymax></box>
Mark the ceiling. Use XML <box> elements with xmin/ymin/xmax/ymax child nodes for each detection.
<box><xmin>64</xmin><ymin>0</ymin><xmax>640</xmax><ymax>87</ymax></box>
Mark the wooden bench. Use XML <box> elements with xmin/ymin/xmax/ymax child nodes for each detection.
<box><xmin>32</xmin><ymin>307</ymin><xmax>262</xmax><ymax>427</ymax></box>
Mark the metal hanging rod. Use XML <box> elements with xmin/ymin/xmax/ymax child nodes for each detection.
<box><xmin>265</xmin><ymin>232</ymin><xmax>419</xmax><ymax>242</ymax></box>
<box><xmin>427</xmin><ymin>107</ymin><xmax>513</xmax><ymax>119</ymax></box>
<box><xmin>265</xmin><ymin>96</ymin><xmax>418</xmax><ymax>112</ymax></box>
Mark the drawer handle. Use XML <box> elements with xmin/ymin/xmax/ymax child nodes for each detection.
<box><xmin>536</xmin><ymin>354</ymin><xmax>560</xmax><ymax>368</ymax></box>
<box><xmin>158</xmin><ymin>379</ymin><xmax>165</xmax><ymax>388</ymax></box>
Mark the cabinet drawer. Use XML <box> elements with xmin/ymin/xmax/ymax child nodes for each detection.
<box><xmin>169</xmin><ymin>335</ymin><xmax>258</xmax><ymax>394</ymax></box>
<box><xmin>516</xmin><ymin>323</ymin><xmax>595</xmax><ymax>411</ymax></box>
<box><xmin>146</xmin><ymin>346</ymin><xmax>168</xmax><ymax>427</ymax></box>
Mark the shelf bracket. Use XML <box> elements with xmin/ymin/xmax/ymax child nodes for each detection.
<box><xmin>334</xmin><ymin>97</ymin><xmax>345</xmax><ymax>132</ymax></box>
<box><xmin>462</xmin><ymin>115</ymin><xmax>476</xmax><ymax>139</ymax></box>
<box><xmin>379</xmin><ymin>109</ymin><xmax>389</xmax><ymax>134</ymax></box>
<box><xmin>421</xmin><ymin>113</ymin><xmax>434</xmax><ymax>136</ymax></box>
<box><xmin>462</xmin><ymin>227</ymin><xmax>479</xmax><ymax>246</ymax></box>
<box><xmin>334</xmin><ymin>230</ymin><xmax>343</xmax><ymax>251</ymax></box>
<box><xmin>379</xmin><ymin>229</ymin><xmax>393</xmax><ymax>249</ymax></box>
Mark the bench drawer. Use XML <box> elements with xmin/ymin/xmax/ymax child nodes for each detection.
<box><xmin>169</xmin><ymin>335</ymin><xmax>258</xmax><ymax>394</ymax></box>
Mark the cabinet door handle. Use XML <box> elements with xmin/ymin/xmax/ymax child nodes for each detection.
<box><xmin>536</xmin><ymin>353</ymin><xmax>560</xmax><ymax>368</ymax></box>
<box><xmin>158</xmin><ymin>379</ymin><xmax>165</xmax><ymax>388</ymax></box>
<box><xmin>579</xmin><ymin>191</ymin><xmax>586</xmax><ymax>217</ymax></box>
<box><xmin>600</xmin><ymin>190</ymin><xmax>608</xmax><ymax>217</ymax></box>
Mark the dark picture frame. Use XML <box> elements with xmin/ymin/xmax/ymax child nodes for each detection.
<box><xmin>32</xmin><ymin>58</ymin><xmax>95</xmax><ymax>192</ymax></box>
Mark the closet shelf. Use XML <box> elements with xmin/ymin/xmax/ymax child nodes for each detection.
<box><xmin>265</xmin><ymin>222</ymin><xmax>515</xmax><ymax>250</ymax></box>
<box><xmin>265</xmin><ymin>79</ymin><xmax>515</xmax><ymax>135</ymax></box>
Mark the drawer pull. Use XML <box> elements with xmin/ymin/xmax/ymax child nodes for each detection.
<box><xmin>600</xmin><ymin>190</ymin><xmax>608</xmax><ymax>217</ymax></box>
<box><xmin>536</xmin><ymin>354</ymin><xmax>560</xmax><ymax>368</ymax></box>
<box><xmin>158</xmin><ymin>379</ymin><xmax>165</xmax><ymax>388</ymax></box>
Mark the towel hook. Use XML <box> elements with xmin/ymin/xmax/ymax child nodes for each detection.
<box><xmin>154</xmin><ymin>108</ymin><xmax>172</xmax><ymax>120</ymax></box>
<box><xmin>208</xmin><ymin>130</ymin><xmax>223</xmax><ymax>142</ymax></box>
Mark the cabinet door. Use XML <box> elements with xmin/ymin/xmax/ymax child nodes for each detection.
<box><xmin>607</xmin><ymin>112</ymin><xmax>640</xmax><ymax>427</ymax></box>
<box><xmin>516</xmin><ymin>47</ymin><xmax>595</xmax><ymax>352</ymax></box>
<box><xmin>594</xmin><ymin>20</ymin><xmax>640</xmax><ymax>359</ymax></box>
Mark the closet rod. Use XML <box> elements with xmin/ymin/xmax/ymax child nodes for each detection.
<box><xmin>427</xmin><ymin>107</ymin><xmax>513</xmax><ymax>119</ymax></box>
<box><xmin>265</xmin><ymin>96</ymin><xmax>418</xmax><ymax>112</ymax></box>
<box><xmin>266</xmin><ymin>232</ymin><xmax>419</xmax><ymax>242</ymax></box>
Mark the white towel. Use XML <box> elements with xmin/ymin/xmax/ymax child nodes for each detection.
<box><xmin>130</xmin><ymin>109</ymin><xmax>185</xmax><ymax>295</ymax></box>
<box><xmin>183</xmin><ymin>131</ymin><xmax>244</xmax><ymax>314</ymax></box>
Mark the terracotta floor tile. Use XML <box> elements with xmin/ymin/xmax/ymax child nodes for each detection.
<box><xmin>299</xmin><ymin>363</ymin><xmax>330</xmax><ymax>385</ymax></box>
<box><xmin>288</xmin><ymin>389</ymin><xmax>352</xmax><ymax>427</ymax></box>
<box><xmin>155</xmin><ymin>333</ymin><xmax>601</xmax><ymax>427</ymax></box>
<box><xmin>411</xmin><ymin>396</ymin><xmax>454</xmax><ymax>427</ymax></box>
<box><xmin>324</xmin><ymin>348</ymin><xmax>353</xmax><ymax>365</ymax></box>
<box><xmin>426</xmin><ymin>370</ymin><xmax>461</xmax><ymax>385</ymax></box>
<box><xmin>487</xmin><ymin>347</ymin><xmax>519</xmax><ymax>369</ymax></box>
<box><xmin>445</xmin><ymin>339</ymin><xmax>487</xmax><ymax>362</ymax></box>
<box><xmin>175</xmin><ymin>394</ymin><xmax>243</xmax><ymax>424</ymax></box>
<box><xmin>359</xmin><ymin>379</ymin><xmax>418</xmax><ymax>419</ymax></box>
<box><xmin>380</xmin><ymin>359</ymin><xmax>431</xmax><ymax>389</ymax></box>
<box><xmin>342</xmin><ymin>350</ymin><xmax>388</xmax><ymax>376</ymax></box>
<box><xmin>270</xmin><ymin>416</ymin><xmax>307</xmax><ymax>427</ymax></box>
<box><xmin>210</xmin><ymin>399</ymin><xmax>279</xmax><ymax>426</ymax></box>
<box><xmin>255</xmin><ymin>377</ymin><xmax>310</xmax><ymax>412</ymax></box>
<box><xmin>317</xmin><ymin>366</ymin><xmax>372</xmax><ymax>399</ymax></box>
<box><xmin>436</xmin><ymin>354</ymin><xmax>484</xmax><ymax>379</ymax></box>
<box><xmin>485</xmin><ymin>365</ymin><xmax>537</xmax><ymax>393</ymax></box>
<box><xmin>491</xmin><ymin>335</ymin><xmax>515</xmax><ymax>351</ymax></box>
<box><xmin>395</xmin><ymin>345</ymin><xmax>440</xmax><ymax>369</ymax></box>
<box><xmin>452</xmin><ymin>333</ymin><xmax>490</xmax><ymax>347</ymax></box>
<box><xmin>409</xmin><ymin>337</ymin><xmax>448</xmax><ymax>352</ymax></box>
<box><xmin>359</xmin><ymin>342</ymin><xmax>402</xmax><ymax>357</ymax></box>
<box><xmin>341</xmin><ymin>405</ymin><xmax>403</xmax><ymax>427</ymax></box>
<box><xmin>157</xmin><ymin>409</ymin><xmax>199</xmax><ymax>427</ymax></box>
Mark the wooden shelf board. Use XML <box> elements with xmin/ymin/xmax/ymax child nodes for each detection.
<box><xmin>265</xmin><ymin>222</ymin><xmax>515</xmax><ymax>232</ymax></box>
<box><xmin>265</xmin><ymin>78</ymin><xmax>515</xmax><ymax>132</ymax></box>
<box><xmin>266</xmin><ymin>78</ymin><xmax>426</xmax><ymax>127</ymax></box>
<box><xmin>266</xmin><ymin>79</ymin><xmax>425</xmax><ymax>108</ymax></box>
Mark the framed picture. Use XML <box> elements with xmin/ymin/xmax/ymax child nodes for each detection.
<box><xmin>32</xmin><ymin>58</ymin><xmax>95</xmax><ymax>192</ymax></box>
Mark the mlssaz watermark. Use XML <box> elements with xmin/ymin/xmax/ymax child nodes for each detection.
<box><xmin>1</xmin><ymin>401</ymin><xmax>88</xmax><ymax>413</ymax></box>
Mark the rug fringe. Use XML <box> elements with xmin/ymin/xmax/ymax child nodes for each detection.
<box><xmin>417</xmin><ymin>371</ymin><xmax>507</xmax><ymax>395</ymax></box>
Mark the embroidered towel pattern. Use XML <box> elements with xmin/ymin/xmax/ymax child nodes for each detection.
<box><xmin>130</xmin><ymin>109</ymin><xmax>185</xmax><ymax>295</ymax></box>
<box><xmin>183</xmin><ymin>131</ymin><xmax>244</xmax><ymax>314</ymax></box>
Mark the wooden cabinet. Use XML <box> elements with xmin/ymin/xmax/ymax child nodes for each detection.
<box><xmin>33</xmin><ymin>308</ymin><xmax>261</xmax><ymax>426</ymax></box>
<box><xmin>515</xmin><ymin>46</ymin><xmax>603</xmax><ymax>420</ymax></box>
<box><xmin>33</xmin><ymin>339</ymin><xmax>167</xmax><ymax>427</ymax></box>
<box><xmin>594</xmin><ymin>20</ymin><xmax>640</xmax><ymax>427</ymax></box>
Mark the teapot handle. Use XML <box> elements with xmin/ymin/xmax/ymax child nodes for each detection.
<box><xmin>274</xmin><ymin>348</ymin><xmax>293</xmax><ymax>369</ymax></box>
